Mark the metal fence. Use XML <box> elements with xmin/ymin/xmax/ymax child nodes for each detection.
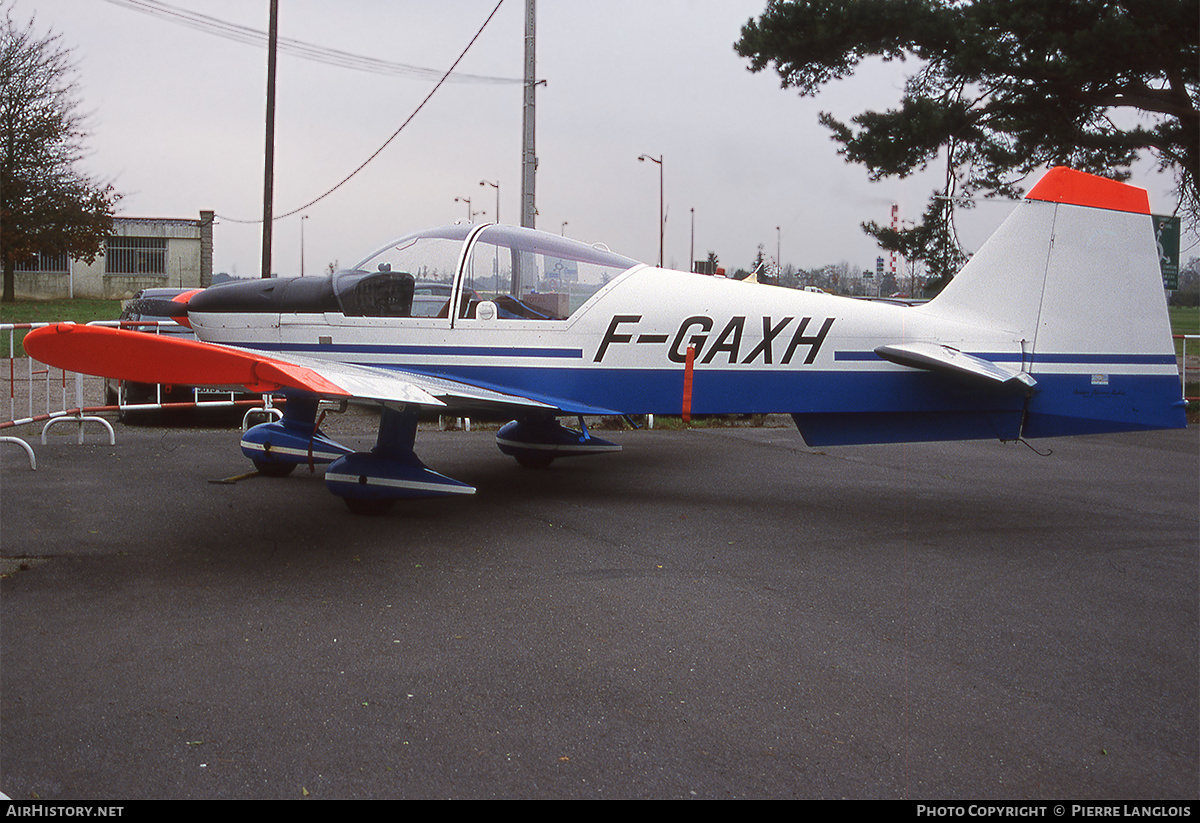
<box><xmin>1178</xmin><ymin>334</ymin><xmax>1199</xmax><ymax>402</ymax></box>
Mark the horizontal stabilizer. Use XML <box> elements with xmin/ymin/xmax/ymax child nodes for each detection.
<box><xmin>874</xmin><ymin>343</ymin><xmax>1036</xmax><ymax>391</ymax></box>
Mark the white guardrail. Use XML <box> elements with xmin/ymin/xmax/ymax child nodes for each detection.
<box><xmin>1180</xmin><ymin>335</ymin><xmax>1200</xmax><ymax>395</ymax></box>
<box><xmin>2</xmin><ymin>320</ymin><xmax>281</xmax><ymax>469</ymax></box>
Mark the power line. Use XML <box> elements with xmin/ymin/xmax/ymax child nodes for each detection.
<box><xmin>99</xmin><ymin>0</ymin><xmax>522</xmax><ymax>84</ymax></box>
<box><xmin>216</xmin><ymin>0</ymin><xmax>511</xmax><ymax>224</ymax></box>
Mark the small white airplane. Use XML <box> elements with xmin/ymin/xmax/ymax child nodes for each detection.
<box><xmin>25</xmin><ymin>167</ymin><xmax>1187</xmax><ymax>513</ymax></box>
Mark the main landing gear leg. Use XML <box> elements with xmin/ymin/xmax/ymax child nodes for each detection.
<box><xmin>324</xmin><ymin>405</ymin><xmax>476</xmax><ymax>515</ymax></box>
<box><xmin>241</xmin><ymin>394</ymin><xmax>353</xmax><ymax>477</ymax></box>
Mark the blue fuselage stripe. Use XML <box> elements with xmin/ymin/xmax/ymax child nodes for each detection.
<box><xmin>368</xmin><ymin>362</ymin><xmax>1178</xmax><ymax>418</ymax></box>
<box><xmin>834</xmin><ymin>350</ymin><xmax>1177</xmax><ymax>365</ymax></box>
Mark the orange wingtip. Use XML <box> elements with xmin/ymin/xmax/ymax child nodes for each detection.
<box><xmin>1026</xmin><ymin>167</ymin><xmax>1150</xmax><ymax>214</ymax></box>
<box><xmin>23</xmin><ymin>324</ymin><xmax>350</xmax><ymax>397</ymax></box>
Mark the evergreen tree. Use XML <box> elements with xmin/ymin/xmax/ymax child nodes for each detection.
<box><xmin>735</xmin><ymin>0</ymin><xmax>1199</xmax><ymax>288</ymax></box>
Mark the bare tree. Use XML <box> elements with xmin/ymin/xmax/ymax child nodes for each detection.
<box><xmin>1</xmin><ymin>8</ymin><xmax>119</xmax><ymax>302</ymax></box>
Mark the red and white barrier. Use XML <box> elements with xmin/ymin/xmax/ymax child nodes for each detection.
<box><xmin>1177</xmin><ymin>334</ymin><xmax>1199</xmax><ymax>402</ymax></box>
<box><xmin>2</xmin><ymin>321</ymin><xmax>276</xmax><ymax>470</ymax></box>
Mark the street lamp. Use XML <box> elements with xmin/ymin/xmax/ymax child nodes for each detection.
<box><xmin>300</xmin><ymin>214</ymin><xmax>309</xmax><ymax>277</ymax></box>
<box><xmin>561</xmin><ymin>221</ymin><xmax>568</xmax><ymax>236</ymax></box>
<box><xmin>638</xmin><ymin>154</ymin><xmax>663</xmax><ymax>266</ymax></box>
<box><xmin>454</xmin><ymin>196</ymin><xmax>473</xmax><ymax>222</ymax></box>
<box><xmin>480</xmin><ymin>180</ymin><xmax>499</xmax><ymax>225</ymax></box>
<box><xmin>690</xmin><ymin>208</ymin><xmax>695</xmax><ymax>273</ymax></box>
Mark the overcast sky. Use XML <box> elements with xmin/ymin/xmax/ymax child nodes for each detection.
<box><xmin>20</xmin><ymin>0</ymin><xmax>1191</xmax><ymax>279</ymax></box>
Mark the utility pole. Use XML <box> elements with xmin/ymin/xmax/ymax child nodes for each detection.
<box><xmin>520</xmin><ymin>0</ymin><xmax>536</xmax><ymax>229</ymax></box>
<box><xmin>260</xmin><ymin>0</ymin><xmax>278</xmax><ymax>279</ymax></box>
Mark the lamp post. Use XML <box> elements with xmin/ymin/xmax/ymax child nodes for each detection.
<box><xmin>561</xmin><ymin>221</ymin><xmax>568</xmax><ymax>236</ymax></box>
<box><xmin>690</xmin><ymin>208</ymin><xmax>695</xmax><ymax>273</ymax></box>
<box><xmin>638</xmin><ymin>154</ymin><xmax>663</xmax><ymax>266</ymax></box>
<box><xmin>300</xmin><ymin>214</ymin><xmax>309</xmax><ymax>277</ymax></box>
<box><xmin>480</xmin><ymin>180</ymin><xmax>500</xmax><ymax>224</ymax></box>
<box><xmin>454</xmin><ymin>196</ymin><xmax>472</xmax><ymax>222</ymax></box>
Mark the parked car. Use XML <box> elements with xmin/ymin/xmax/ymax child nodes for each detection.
<box><xmin>103</xmin><ymin>288</ymin><xmax>244</xmax><ymax>411</ymax></box>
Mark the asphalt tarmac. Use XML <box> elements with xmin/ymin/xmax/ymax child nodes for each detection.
<box><xmin>1</xmin><ymin>414</ymin><xmax>1196</xmax><ymax>800</ymax></box>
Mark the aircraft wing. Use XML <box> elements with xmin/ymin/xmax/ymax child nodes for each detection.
<box><xmin>23</xmin><ymin>322</ymin><xmax>558</xmax><ymax>414</ymax></box>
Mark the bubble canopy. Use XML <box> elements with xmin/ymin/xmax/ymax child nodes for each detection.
<box><xmin>188</xmin><ymin>224</ymin><xmax>642</xmax><ymax>320</ymax></box>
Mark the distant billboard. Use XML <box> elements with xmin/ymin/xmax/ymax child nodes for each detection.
<box><xmin>1153</xmin><ymin>215</ymin><xmax>1180</xmax><ymax>290</ymax></box>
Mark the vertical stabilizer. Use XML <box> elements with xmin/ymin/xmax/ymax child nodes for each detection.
<box><xmin>920</xmin><ymin>168</ymin><xmax>1184</xmax><ymax>437</ymax></box>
